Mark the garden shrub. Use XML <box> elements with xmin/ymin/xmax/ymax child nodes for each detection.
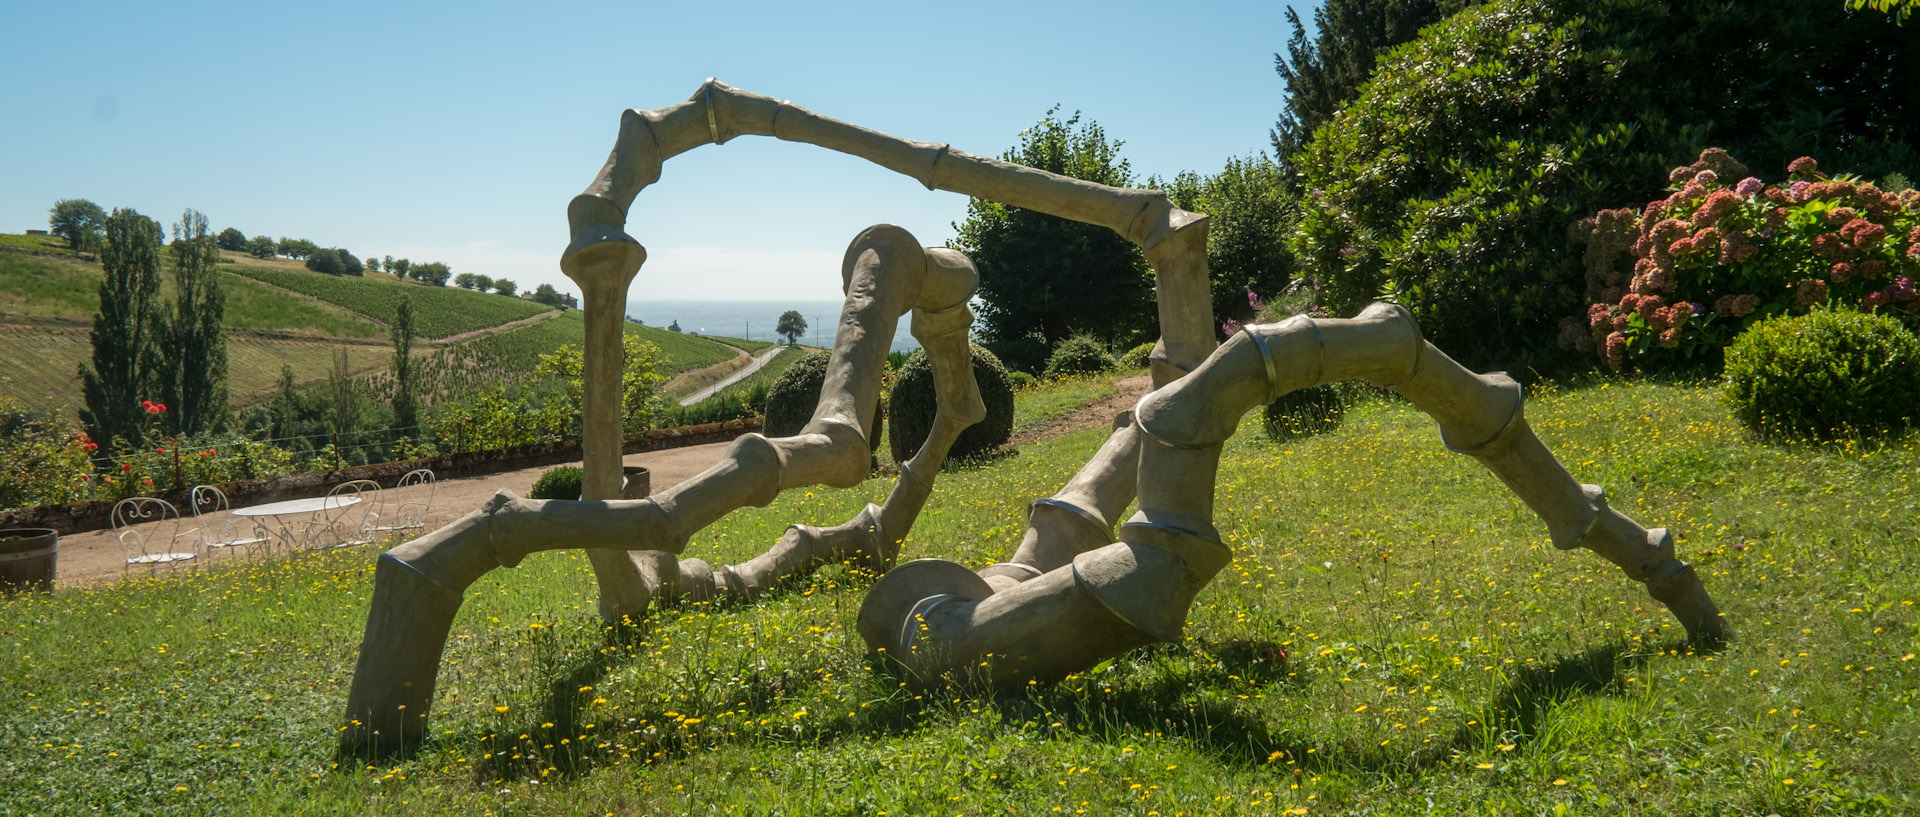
<box><xmin>983</xmin><ymin>333</ymin><xmax>1048</xmax><ymax>376</ymax></box>
<box><xmin>1007</xmin><ymin>371</ymin><xmax>1037</xmax><ymax>390</ymax></box>
<box><xmin>763</xmin><ymin>350</ymin><xmax>882</xmax><ymax>456</ymax></box>
<box><xmin>1569</xmin><ymin>151</ymin><xmax>1920</xmax><ymax>371</ymax></box>
<box><xmin>1292</xmin><ymin>0</ymin><xmax>1920</xmax><ymax>370</ymax></box>
<box><xmin>1117</xmin><ymin>342</ymin><xmax>1155</xmax><ymax>370</ymax></box>
<box><xmin>1722</xmin><ymin>308</ymin><xmax>1920</xmax><ymax>440</ymax></box>
<box><xmin>528</xmin><ymin>465</ymin><xmax>583</xmax><ymax>500</ymax></box>
<box><xmin>1262</xmin><ymin>384</ymin><xmax>1348</xmax><ymax>442</ymax></box>
<box><xmin>888</xmin><ymin>344</ymin><xmax>1015</xmax><ymax>464</ymax></box>
<box><xmin>1042</xmin><ymin>335</ymin><xmax>1115</xmax><ymax>380</ymax></box>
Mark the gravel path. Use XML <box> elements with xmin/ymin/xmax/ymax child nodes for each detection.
<box><xmin>678</xmin><ymin>345</ymin><xmax>786</xmax><ymax>405</ymax></box>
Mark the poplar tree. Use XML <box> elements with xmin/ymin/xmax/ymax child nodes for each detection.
<box><xmin>79</xmin><ymin>208</ymin><xmax>167</xmax><ymax>452</ymax></box>
<box><xmin>166</xmin><ymin>208</ymin><xmax>230</xmax><ymax>435</ymax></box>
<box><xmin>390</xmin><ymin>295</ymin><xmax>418</xmax><ymax>437</ymax></box>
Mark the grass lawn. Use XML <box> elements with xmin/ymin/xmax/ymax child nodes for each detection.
<box><xmin>2</xmin><ymin>379</ymin><xmax>1914</xmax><ymax>815</ymax></box>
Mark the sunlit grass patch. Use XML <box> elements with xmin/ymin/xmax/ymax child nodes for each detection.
<box><xmin>1</xmin><ymin>379</ymin><xmax>1915</xmax><ymax>814</ymax></box>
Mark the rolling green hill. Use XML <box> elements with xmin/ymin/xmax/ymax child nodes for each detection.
<box><xmin>0</xmin><ymin>236</ymin><xmax>764</xmax><ymax>417</ymax></box>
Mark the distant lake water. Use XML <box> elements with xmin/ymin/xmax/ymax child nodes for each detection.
<box><xmin>623</xmin><ymin>299</ymin><xmax>921</xmax><ymax>353</ymax></box>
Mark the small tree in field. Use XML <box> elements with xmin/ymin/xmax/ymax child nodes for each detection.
<box><xmin>776</xmin><ymin>310</ymin><xmax>807</xmax><ymax>345</ymax></box>
<box><xmin>48</xmin><ymin>199</ymin><xmax>107</xmax><ymax>252</ymax></box>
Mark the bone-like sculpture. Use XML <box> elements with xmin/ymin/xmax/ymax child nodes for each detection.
<box><xmin>343</xmin><ymin>82</ymin><xmax>1731</xmax><ymax>754</ymax></box>
<box><xmin>341</xmin><ymin>224</ymin><xmax>984</xmax><ymax>750</ymax></box>
<box><xmin>858</xmin><ymin>304</ymin><xmax>1731</xmax><ymax>686</ymax></box>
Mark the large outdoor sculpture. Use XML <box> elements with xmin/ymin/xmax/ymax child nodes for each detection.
<box><xmin>341</xmin><ymin>81</ymin><xmax>1728</xmax><ymax>753</ymax></box>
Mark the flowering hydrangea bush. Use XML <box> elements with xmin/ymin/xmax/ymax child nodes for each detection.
<box><xmin>1563</xmin><ymin>149</ymin><xmax>1920</xmax><ymax>371</ymax></box>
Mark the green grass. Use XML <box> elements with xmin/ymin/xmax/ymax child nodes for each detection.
<box><xmin>708</xmin><ymin>345</ymin><xmax>810</xmax><ymax>401</ymax></box>
<box><xmin>0</xmin><ymin>233</ymin><xmax>76</xmax><ymax>254</ymax></box>
<box><xmin>227</xmin><ymin>264</ymin><xmax>553</xmax><ymax>339</ymax></box>
<box><xmin>4</xmin><ymin>380</ymin><xmax>1917</xmax><ymax>814</ymax></box>
<box><xmin>1010</xmin><ymin>371</ymin><xmax>1126</xmax><ymax>434</ymax></box>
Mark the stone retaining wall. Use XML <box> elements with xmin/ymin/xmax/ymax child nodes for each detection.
<box><xmin>0</xmin><ymin>418</ymin><xmax>759</xmax><ymax>536</ymax></box>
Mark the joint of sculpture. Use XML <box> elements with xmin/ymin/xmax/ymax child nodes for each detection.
<box><xmin>339</xmin><ymin>80</ymin><xmax>1728</xmax><ymax>755</ymax></box>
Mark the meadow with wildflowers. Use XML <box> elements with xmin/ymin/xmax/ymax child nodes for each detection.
<box><xmin>2</xmin><ymin>374</ymin><xmax>1916</xmax><ymax>815</ymax></box>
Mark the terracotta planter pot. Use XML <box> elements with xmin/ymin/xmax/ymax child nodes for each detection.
<box><xmin>0</xmin><ymin>528</ymin><xmax>58</xmax><ymax>596</ymax></box>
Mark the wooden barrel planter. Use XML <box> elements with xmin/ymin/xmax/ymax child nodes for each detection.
<box><xmin>0</xmin><ymin>528</ymin><xmax>58</xmax><ymax>596</ymax></box>
<box><xmin>621</xmin><ymin>466</ymin><xmax>651</xmax><ymax>500</ymax></box>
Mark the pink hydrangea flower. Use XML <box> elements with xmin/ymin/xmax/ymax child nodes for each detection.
<box><xmin>1734</xmin><ymin>177</ymin><xmax>1764</xmax><ymax>197</ymax></box>
<box><xmin>1788</xmin><ymin>156</ymin><xmax>1818</xmax><ymax>175</ymax></box>
<box><xmin>1831</xmin><ymin>262</ymin><xmax>1855</xmax><ymax>282</ymax></box>
<box><xmin>1795</xmin><ymin>279</ymin><xmax>1828</xmax><ymax>307</ymax></box>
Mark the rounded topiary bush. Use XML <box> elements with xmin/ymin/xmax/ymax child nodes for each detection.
<box><xmin>888</xmin><ymin>343</ymin><xmax>1015</xmax><ymax>464</ymax></box>
<box><xmin>1007</xmin><ymin>370</ymin><xmax>1037</xmax><ymax>391</ymax></box>
<box><xmin>1723</xmin><ymin>308</ymin><xmax>1920</xmax><ymax>440</ymax></box>
<box><xmin>764</xmin><ymin>350</ymin><xmax>834</xmax><ymax>438</ymax></box>
<box><xmin>1262</xmin><ymin>384</ymin><xmax>1347</xmax><ymax>442</ymax></box>
<box><xmin>1117</xmin><ymin>341</ymin><xmax>1155</xmax><ymax>370</ymax></box>
<box><xmin>528</xmin><ymin>465</ymin><xmax>583</xmax><ymax>500</ymax></box>
<box><xmin>763</xmin><ymin>349</ymin><xmax>883</xmax><ymax>455</ymax></box>
<box><xmin>1042</xmin><ymin>334</ymin><xmax>1115</xmax><ymax>380</ymax></box>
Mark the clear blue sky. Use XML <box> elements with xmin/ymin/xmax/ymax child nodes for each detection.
<box><xmin>3</xmin><ymin>0</ymin><xmax>1311</xmax><ymax>304</ymax></box>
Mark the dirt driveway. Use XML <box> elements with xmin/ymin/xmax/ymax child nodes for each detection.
<box><xmin>51</xmin><ymin>373</ymin><xmax>1155</xmax><ymax>589</ymax></box>
<box><xmin>52</xmin><ymin>441</ymin><xmax>736</xmax><ymax>588</ymax></box>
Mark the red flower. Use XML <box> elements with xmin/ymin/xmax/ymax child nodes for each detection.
<box><xmin>121</xmin><ymin>463</ymin><xmax>132</xmax><ymax>472</ymax></box>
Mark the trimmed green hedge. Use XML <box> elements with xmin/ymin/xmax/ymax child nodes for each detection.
<box><xmin>888</xmin><ymin>343</ymin><xmax>1015</xmax><ymax>463</ymax></box>
<box><xmin>1723</xmin><ymin>309</ymin><xmax>1920</xmax><ymax>440</ymax></box>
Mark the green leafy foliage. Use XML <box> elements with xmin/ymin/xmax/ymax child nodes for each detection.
<box><xmin>79</xmin><ymin>208</ymin><xmax>167</xmax><ymax>452</ymax></box>
<box><xmin>528</xmin><ymin>465</ymin><xmax>584</xmax><ymax>500</ymax></box>
<box><xmin>1571</xmin><ymin>151</ymin><xmax>1920</xmax><ymax>372</ymax></box>
<box><xmin>47</xmin><ymin>198</ymin><xmax>107</xmax><ymax>252</ymax></box>
<box><xmin>164</xmin><ymin>209</ymin><xmax>230</xmax><ymax>436</ymax></box>
<box><xmin>888</xmin><ymin>343</ymin><xmax>1014</xmax><ymax>463</ymax></box>
<box><xmin>1041</xmin><ymin>334</ymin><xmax>1115</xmax><ymax>380</ymax></box>
<box><xmin>954</xmin><ymin>108</ymin><xmax>1155</xmax><ymax>354</ymax></box>
<box><xmin>1117</xmin><ymin>342</ymin><xmax>1155</xmax><ymax>370</ymax></box>
<box><xmin>228</xmin><ymin>264</ymin><xmax>552</xmax><ymax>338</ymax></box>
<box><xmin>1722</xmin><ymin>308</ymin><xmax>1920</xmax><ymax>440</ymax></box>
<box><xmin>1292</xmin><ymin>0</ymin><xmax>1920</xmax><ymax>369</ymax></box>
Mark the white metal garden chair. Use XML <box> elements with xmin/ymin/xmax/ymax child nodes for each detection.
<box><xmin>112</xmin><ymin>497</ymin><xmax>198</xmax><ymax>575</ymax></box>
<box><xmin>188</xmin><ymin>485</ymin><xmax>272</xmax><ymax>559</ymax></box>
<box><xmin>369</xmin><ymin>469</ymin><xmax>435</xmax><ymax>533</ymax></box>
<box><xmin>317</xmin><ymin>479</ymin><xmax>383</xmax><ymax>548</ymax></box>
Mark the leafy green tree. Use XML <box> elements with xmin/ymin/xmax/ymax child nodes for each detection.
<box><xmin>47</xmin><ymin>198</ymin><xmax>107</xmax><ymax>252</ymax></box>
<box><xmin>535</xmin><ymin>335</ymin><xmax>668</xmax><ymax>434</ymax></box>
<box><xmin>276</xmin><ymin>237</ymin><xmax>317</xmax><ymax>260</ymax></box>
<box><xmin>271</xmin><ymin>365</ymin><xmax>299</xmax><ymax>444</ymax></box>
<box><xmin>493</xmin><ymin>278</ymin><xmax>517</xmax><ymax>297</ymax></box>
<box><xmin>163</xmin><ymin>209</ymin><xmax>230</xmax><ymax>435</ymax></box>
<box><xmin>216</xmin><ymin>227</ymin><xmax>247</xmax><ymax>252</ymax></box>
<box><xmin>390</xmin><ymin>295</ymin><xmax>418</xmax><ymax>437</ymax></box>
<box><xmin>339</xmin><ymin>250</ymin><xmax>363</xmax><ymax>276</ymax></box>
<box><xmin>305</xmin><ymin>248</ymin><xmax>345</xmax><ymax>275</ymax></box>
<box><xmin>776</xmin><ymin>309</ymin><xmax>807</xmax><ymax>345</ymax></box>
<box><xmin>1271</xmin><ymin>0</ymin><xmax>1457</xmax><ymax>183</ymax></box>
<box><xmin>1157</xmin><ymin>155</ymin><xmax>1297</xmax><ymax>333</ymax></box>
<box><xmin>531</xmin><ymin>283</ymin><xmax>564</xmax><ymax>306</ymax></box>
<box><xmin>79</xmin><ymin>208</ymin><xmax>168</xmax><ymax>451</ymax></box>
<box><xmin>389</xmin><ymin>258</ymin><xmax>411</xmax><ymax>279</ymax></box>
<box><xmin>245</xmin><ymin>234</ymin><xmax>277</xmax><ymax>258</ymax></box>
<box><xmin>453</xmin><ymin>272</ymin><xmax>482</xmax><ymax>290</ymax></box>
<box><xmin>365</xmin><ymin>256</ymin><xmax>381</xmax><ymax>274</ymax></box>
<box><xmin>412</xmin><ymin>261</ymin><xmax>452</xmax><ymax>286</ymax></box>
<box><xmin>1291</xmin><ymin>0</ymin><xmax>1920</xmax><ymax>368</ymax></box>
<box><xmin>953</xmin><ymin>108</ymin><xmax>1154</xmax><ymax>361</ymax></box>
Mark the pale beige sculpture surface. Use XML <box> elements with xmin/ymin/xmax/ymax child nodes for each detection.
<box><xmin>342</xmin><ymin>82</ymin><xmax>1728</xmax><ymax>754</ymax></box>
<box><xmin>857</xmin><ymin>304</ymin><xmax>1730</xmax><ymax>687</ymax></box>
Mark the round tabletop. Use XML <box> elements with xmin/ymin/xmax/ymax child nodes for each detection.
<box><xmin>231</xmin><ymin>495</ymin><xmax>362</xmax><ymax>517</ymax></box>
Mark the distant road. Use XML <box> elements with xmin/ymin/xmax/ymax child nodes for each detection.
<box><xmin>678</xmin><ymin>346</ymin><xmax>788</xmax><ymax>405</ymax></box>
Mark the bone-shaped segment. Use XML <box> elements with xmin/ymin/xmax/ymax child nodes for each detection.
<box><xmin>342</xmin><ymin>226</ymin><xmax>983</xmax><ymax>752</ymax></box>
<box><xmin>860</xmin><ymin>304</ymin><xmax>1729</xmax><ymax>686</ymax></box>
